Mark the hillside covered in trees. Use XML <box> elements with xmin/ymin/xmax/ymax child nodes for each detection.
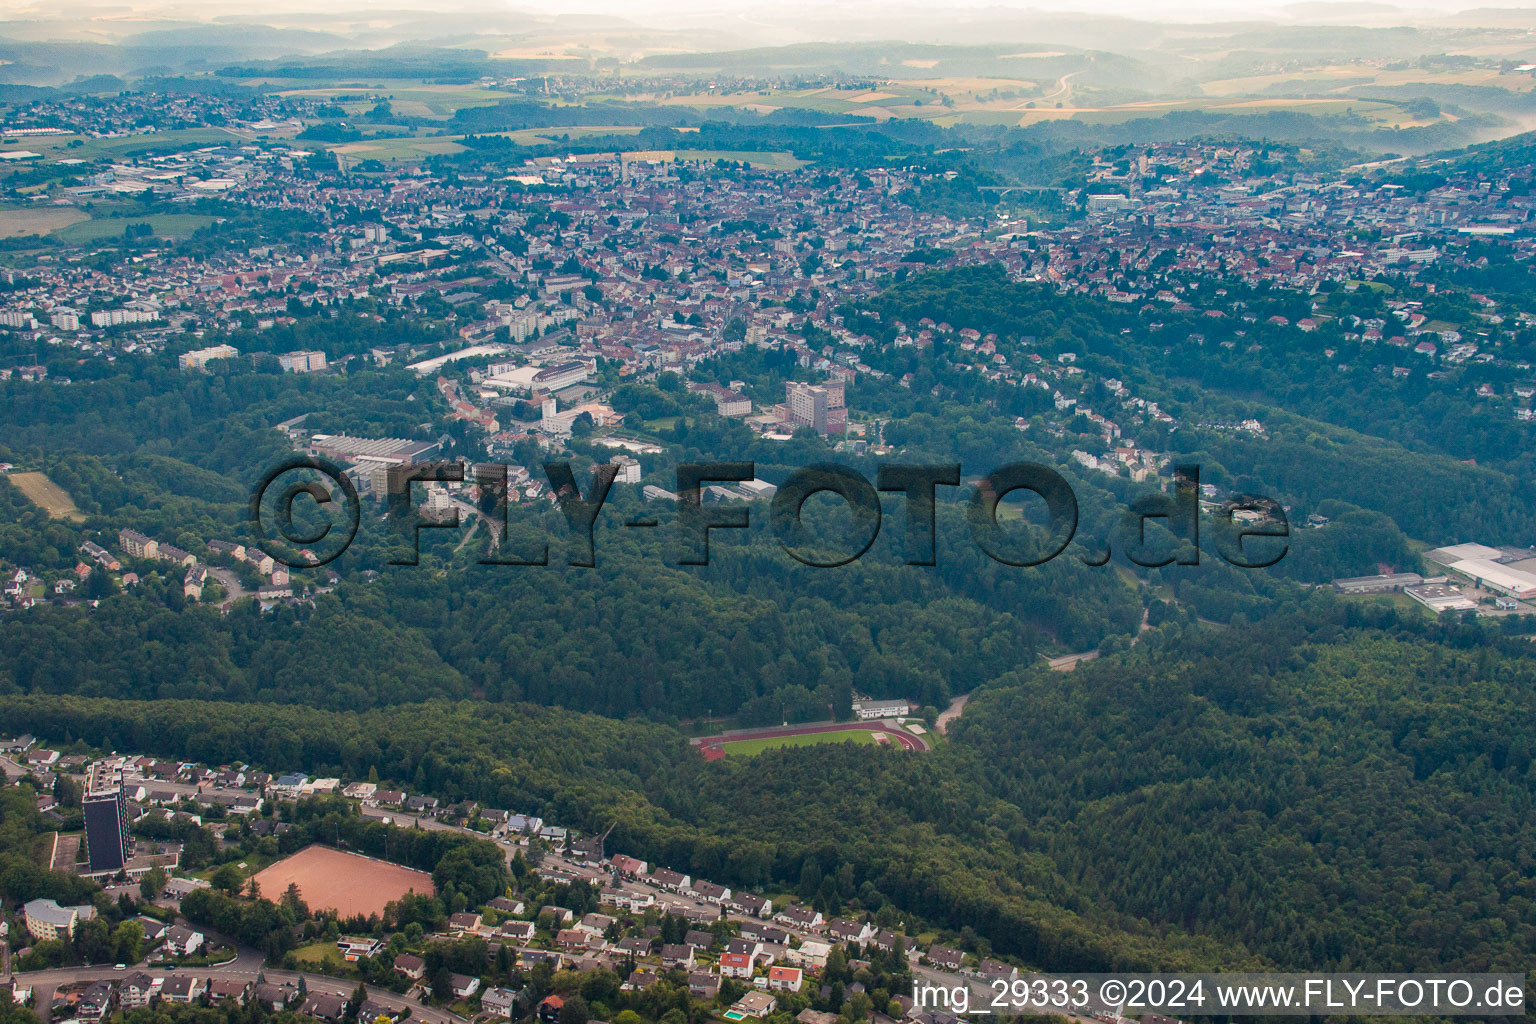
<box><xmin>5</xmin><ymin>596</ymin><xmax>1533</xmax><ymax>976</ymax></box>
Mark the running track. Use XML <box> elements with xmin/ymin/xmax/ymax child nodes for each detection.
<box><xmin>693</xmin><ymin>720</ymin><xmax>929</xmax><ymax>761</ymax></box>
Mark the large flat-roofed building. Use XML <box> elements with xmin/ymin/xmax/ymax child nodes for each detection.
<box><xmin>1424</xmin><ymin>542</ymin><xmax>1506</xmax><ymax>566</ymax></box>
<box><xmin>278</xmin><ymin>350</ymin><xmax>327</xmax><ymax>373</ymax></box>
<box><xmin>178</xmin><ymin>344</ymin><xmax>239</xmax><ymax>371</ymax></box>
<box><xmin>308</xmin><ymin>434</ymin><xmax>440</xmax><ymax>466</ymax></box>
<box><xmin>783</xmin><ymin>380</ymin><xmax>846</xmax><ymax>435</ymax></box>
<box><xmin>1446</xmin><ymin>559</ymin><xmax>1536</xmax><ymax>600</ymax></box>
<box><xmin>483</xmin><ymin>359</ymin><xmax>593</xmax><ymax>395</ymax></box>
<box><xmin>1405</xmin><ymin>582</ymin><xmax>1479</xmax><ymax>613</ymax></box>
<box><xmin>84</xmin><ymin>760</ymin><xmax>131</xmax><ymax>874</ymax></box>
<box><xmin>687</xmin><ymin>382</ymin><xmax>752</xmax><ymax>417</ymax></box>
<box><xmin>1422</xmin><ymin>543</ymin><xmax>1536</xmax><ymax>599</ymax></box>
<box><xmin>23</xmin><ymin>898</ymin><xmax>91</xmax><ymax>940</ymax></box>
<box><xmin>1332</xmin><ymin>573</ymin><xmax>1422</xmax><ymax>595</ymax></box>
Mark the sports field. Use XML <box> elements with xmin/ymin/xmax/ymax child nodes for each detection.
<box><xmin>698</xmin><ymin>720</ymin><xmax>928</xmax><ymax>759</ymax></box>
<box><xmin>9</xmin><ymin>471</ymin><xmax>86</xmax><ymax>521</ymax></box>
<box><xmin>721</xmin><ymin>729</ymin><xmax>882</xmax><ymax>756</ymax></box>
<box><xmin>248</xmin><ymin>845</ymin><xmax>432</xmax><ymax>918</ymax></box>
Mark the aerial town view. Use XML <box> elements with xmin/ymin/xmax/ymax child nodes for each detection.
<box><xmin>0</xmin><ymin>1</ymin><xmax>1534</xmax><ymax>1024</ymax></box>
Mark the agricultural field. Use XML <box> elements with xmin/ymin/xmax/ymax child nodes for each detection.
<box><xmin>331</xmin><ymin>137</ymin><xmax>467</xmax><ymax>167</ymax></box>
<box><xmin>50</xmin><ymin>213</ymin><xmax>217</xmax><ymax>244</ymax></box>
<box><xmin>9</xmin><ymin>471</ymin><xmax>86</xmax><ymax>522</ymax></box>
<box><xmin>0</xmin><ymin>207</ymin><xmax>88</xmax><ymax>239</ymax></box>
<box><xmin>24</xmin><ymin>128</ymin><xmax>250</xmax><ymax>163</ymax></box>
<box><xmin>275</xmin><ymin>84</ymin><xmax>508</xmax><ymax>119</ymax></box>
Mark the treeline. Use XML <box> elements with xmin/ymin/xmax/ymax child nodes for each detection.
<box><xmin>0</xmin><ymin>488</ymin><xmax>1141</xmax><ymax>718</ymax></box>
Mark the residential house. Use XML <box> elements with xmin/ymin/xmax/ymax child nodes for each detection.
<box><xmin>119</xmin><ymin>973</ymin><xmax>159</xmax><ymax>1009</ymax></box>
<box><xmin>163</xmin><ymin>925</ymin><xmax>204</xmax><ymax>957</ymax></box>
<box><xmin>538</xmin><ymin>906</ymin><xmax>574</xmax><ymax>926</ymax></box>
<box><xmin>162</xmin><ymin>976</ymin><xmax>205</xmax><ymax>1004</ymax></box>
<box><xmin>688</xmin><ymin>973</ymin><xmax>720</xmax><ymax>1000</ymax></box>
<box><xmin>482</xmin><ymin>988</ymin><xmax>519</xmax><ymax>1018</ymax></box>
<box><xmin>720</xmin><ymin>952</ymin><xmax>754</xmax><ymax>979</ymax></box>
<box><xmin>537</xmin><ymin>995</ymin><xmax>564</xmax><ymax>1024</ymax></box>
<box><xmin>728</xmin><ymin>992</ymin><xmax>778</xmax><ymax>1018</ymax></box>
<box><xmin>615</xmin><ymin>936</ymin><xmax>651</xmax><ymax>957</ymax></box>
<box><xmin>926</xmin><ymin>945</ymin><xmax>964</xmax><ymax>970</ymax></box>
<box><xmin>268</xmin><ymin>774</ymin><xmax>307</xmax><ymax>799</ymax></box>
<box><xmin>448</xmin><ymin>974</ymin><xmax>480</xmax><ymax>999</ymax></box>
<box><xmin>299</xmin><ymin>992</ymin><xmax>348</xmax><ymax>1022</ymax></box>
<box><xmin>252</xmin><ymin>983</ymin><xmax>296</xmax><ymax>1011</ymax></box>
<box><xmin>647</xmin><ymin>868</ymin><xmax>690</xmax><ymax>891</ymax></box>
<box><xmin>774</xmin><ymin>906</ymin><xmax>823</xmax><ymax>932</ymax></box>
<box><xmin>393</xmin><ymin>953</ymin><xmax>426</xmax><ymax>981</ymax></box>
<box><xmin>520</xmin><ymin>951</ymin><xmax>563</xmax><ymax>971</ymax></box>
<box><xmin>337</xmin><ymin>937</ymin><xmax>383</xmax><ymax>961</ymax></box>
<box><xmin>769</xmin><ymin>967</ymin><xmax>804</xmax><ymax>993</ymax></box>
<box><xmin>787</xmin><ymin>941</ymin><xmax>832</xmax><ymax>970</ymax></box>
<box><xmin>828</xmin><ymin>919</ymin><xmax>875</xmax><ymax>945</ymax></box>
<box><xmin>578</xmin><ymin>912</ymin><xmax>615</xmax><ymax>937</ymax></box>
<box><xmin>207</xmin><ymin>979</ymin><xmax>254</xmax><ymax>1005</ymax></box>
<box><xmin>609</xmin><ymin>854</ymin><xmax>647</xmax><ymax>877</ymax></box>
<box><xmin>599</xmin><ymin>887</ymin><xmax>653</xmax><ymax>912</ymax></box>
<box><xmin>738</xmin><ymin>922</ymin><xmax>788</xmax><ymax>945</ymax></box>
<box><xmin>77</xmin><ymin>980</ymin><xmax>117</xmax><ymax>1022</ymax></box>
<box><xmin>726</xmin><ymin>938</ymin><xmax>764</xmax><ymax>963</ymax></box>
<box><xmin>660</xmin><ymin>943</ymin><xmax>695</xmax><ymax>968</ymax></box>
<box><xmin>731</xmin><ymin>893</ymin><xmax>773</xmax><ymax>918</ymax></box>
<box><xmin>498</xmin><ymin>921</ymin><xmax>535</xmax><ymax>943</ymax></box>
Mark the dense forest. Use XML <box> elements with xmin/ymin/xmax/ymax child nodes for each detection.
<box><xmin>6</xmin><ymin>595</ymin><xmax>1534</xmax><ymax>975</ymax></box>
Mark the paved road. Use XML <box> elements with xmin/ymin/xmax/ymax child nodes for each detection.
<box><xmin>15</xmin><ymin>947</ymin><xmax>465</xmax><ymax>1024</ymax></box>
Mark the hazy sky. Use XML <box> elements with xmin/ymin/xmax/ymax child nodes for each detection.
<box><xmin>30</xmin><ymin>0</ymin><xmax>1536</xmax><ymax>22</ymax></box>
<box><xmin>526</xmin><ymin>0</ymin><xmax>1532</xmax><ymax>19</ymax></box>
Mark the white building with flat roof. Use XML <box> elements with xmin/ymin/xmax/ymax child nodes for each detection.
<box><xmin>1446</xmin><ymin>559</ymin><xmax>1536</xmax><ymax>600</ymax></box>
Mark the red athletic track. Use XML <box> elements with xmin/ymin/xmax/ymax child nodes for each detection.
<box><xmin>694</xmin><ymin>721</ymin><xmax>927</xmax><ymax>761</ymax></box>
